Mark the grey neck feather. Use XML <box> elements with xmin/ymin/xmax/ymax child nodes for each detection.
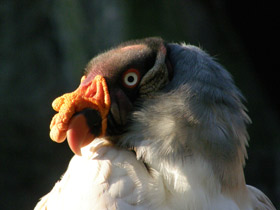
<box><xmin>121</xmin><ymin>43</ymin><xmax>251</xmax><ymax>193</ymax></box>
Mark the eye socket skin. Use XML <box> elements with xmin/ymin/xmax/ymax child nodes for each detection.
<box><xmin>122</xmin><ymin>69</ymin><xmax>141</xmax><ymax>88</ymax></box>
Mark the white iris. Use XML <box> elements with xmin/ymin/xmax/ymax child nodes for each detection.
<box><xmin>123</xmin><ymin>72</ymin><xmax>138</xmax><ymax>87</ymax></box>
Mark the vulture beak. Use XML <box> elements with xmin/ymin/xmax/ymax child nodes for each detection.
<box><xmin>49</xmin><ymin>75</ymin><xmax>111</xmax><ymax>156</ymax></box>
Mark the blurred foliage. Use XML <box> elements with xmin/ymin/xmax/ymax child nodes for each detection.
<box><xmin>0</xmin><ymin>0</ymin><xmax>279</xmax><ymax>209</ymax></box>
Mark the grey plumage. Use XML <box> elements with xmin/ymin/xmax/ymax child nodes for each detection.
<box><xmin>122</xmin><ymin>42</ymin><xmax>251</xmax><ymax>190</ymax></box>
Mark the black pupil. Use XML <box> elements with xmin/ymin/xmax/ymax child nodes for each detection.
<box><xmin>127</xmin><ymin>75</ymin><xmax>135</xmax><ymax>83</ymax></box>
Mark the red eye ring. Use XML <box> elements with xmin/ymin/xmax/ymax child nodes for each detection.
<box><xmin>122</xmin><ymin>69</ymin><xmax>141</xmax><ymax>88</ymax></box>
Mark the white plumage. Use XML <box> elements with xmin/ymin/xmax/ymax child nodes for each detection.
<box><xmin>35</xmin><ymin>139</ymin><xmax>274</xmax><ymax>210</ymax></box>
<box><xmin>36</xmin><ymin>139</ymin><xmax>153</xmax><ymax>210</ymax></box>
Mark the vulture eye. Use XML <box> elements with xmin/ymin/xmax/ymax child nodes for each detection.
<box><xmin>122</xmin><ymin>69</ymin><xmax>140</xmax><ymax>88</ymax></box>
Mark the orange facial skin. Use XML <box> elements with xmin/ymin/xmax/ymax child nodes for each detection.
<box><xmin>49</xmin><ymin>75</ymin><xmax>111</xmax><ymax>144</ymax></box>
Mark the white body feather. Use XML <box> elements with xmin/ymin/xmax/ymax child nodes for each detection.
<box><xmin>35</xmin><ymin>139</ymin><xmax>274</xmax><ymax>210</ymax></box>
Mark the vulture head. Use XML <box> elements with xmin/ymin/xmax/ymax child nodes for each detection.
<box><xmin>44</xmin><ymin>37</ymin><xmax>275</xmax><ymax>209</ymax></box>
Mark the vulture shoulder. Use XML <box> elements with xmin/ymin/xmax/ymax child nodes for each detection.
<box><xmin>247</xmin><ymin>185</ymin><xmax>276</xmax><ymax>210</ymax></box>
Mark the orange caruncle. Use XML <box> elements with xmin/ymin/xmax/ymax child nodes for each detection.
<box><xmin>49</xmin><ymin>75</ymin><xmax>111</xmax><ymax>143</ymax></box>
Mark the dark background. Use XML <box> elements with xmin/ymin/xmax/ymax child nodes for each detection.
<box><xmin>0</xmin><ymin>1</ymin><xmax>279</xmax><ymax>209</ymax></box>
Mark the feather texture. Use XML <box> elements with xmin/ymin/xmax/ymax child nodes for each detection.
<box><xmin>35</xmin><ymin>139</ymin><xmax>253</xmax><ymax>210</ymax></box>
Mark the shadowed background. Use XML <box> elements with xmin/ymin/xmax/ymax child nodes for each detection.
<box><xmin>0</xmin><ymin>0</ymin><xmax>279</xmax><ymax>209</ymax></box>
